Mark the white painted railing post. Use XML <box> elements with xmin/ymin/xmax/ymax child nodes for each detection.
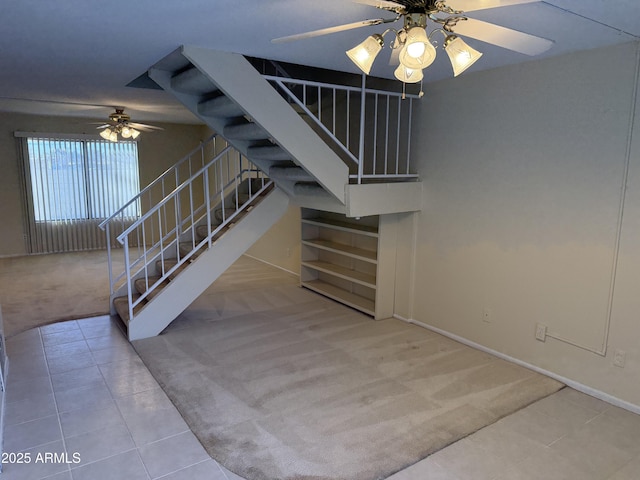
<box><xmin>105</xmin><ymin>223</ymin><xmax>114</xmax><ymax>295</ymax></box>
<box><xmin>358</xmin><ymin>74</ymin><xmax>366</xmax><ymax>185</ymax></box>
<box><xmin>123</xmin><ymin>237</ymin><xmax>133</xmax><ymax>324</ymax></box>
<box><xmin>263</xmin><ymin>74</ymin><xmax>418</xmax><ymax>182</ymax></box>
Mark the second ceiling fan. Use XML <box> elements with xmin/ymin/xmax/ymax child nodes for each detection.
<box><xmin>93</xmin><ymin>108</ymin><xmax>164</xmax><ymax>142</ymax></box>
<box><xmin>273</xmin><ymin>0</ymin><xmax>553</xmax><ymax>83</ymax></box>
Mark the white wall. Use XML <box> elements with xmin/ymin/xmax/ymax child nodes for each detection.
<box><xmin>405</xmin><ymin>41</ymin><xmax>640</xmax><ymax>406</ymax></box>
<box><xmin>245</xmin><ymin>204</ymin><xmax>301</xmax><ymax>274</ymax></box>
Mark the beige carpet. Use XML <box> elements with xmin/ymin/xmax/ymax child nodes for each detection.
<box><xmin>0</xmin><ymin>250</ymin><xmax>123</xmax><ymax>337</ymax></box>
<box><xmin>134</xmin><ymin>257</ymin><xmax>564</xmax><ymax>480</ymax></box>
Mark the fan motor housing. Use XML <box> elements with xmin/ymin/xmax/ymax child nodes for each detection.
<box><xmin>109</xmin><ymin>109</ymin><xmax>131</xmax><ymax>123</ymax></box>
<box><xmin>404</xmin><ymin>13</ymin><xmax>427</xmax><ymax>29</ymax></box>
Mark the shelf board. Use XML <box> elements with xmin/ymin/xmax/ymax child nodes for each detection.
<box><xmin>302</xmin><ymin>218</ymin><xmax>378</xmax><ymax>237</ymax></box>
<box><xmin>301</xmin><ymin>260</ymin><xmax>376</xmax><ymax>288</ymax></box>
<box><xmin>301</xmin><ymin>280</ymin><xmax>375</xmax><ymax>316</ymax></box>
<box><xmin>302</xmin><ymin>239</ymin><xmax>377</xmax><ymax>263</ymax></box>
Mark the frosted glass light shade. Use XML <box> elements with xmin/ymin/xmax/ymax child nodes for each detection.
<box><xmin>445</xmin><ymin>36</ymin><xmax>483</xmax><ymax>76</ymax></box>
<box><xmin>399</xmin><ymin>27</ymin><xmax>436</xmax><ymax>70</ymax></box>
<box><xmin>394</xmin><ymin>64</ymin><xmax>423</xmax><ymax>83</ymax></box>
<box><xmin>130</xmin><ymin>128</ymin><xmax>140</xmax><ymax>139</ymax></box>
<box><xmin>108</xmin><ymin>130</ymin><xmax>118</xmax><ymax>142</ymax></box>
<box><xmin>99</xmin><ymin>128</ymin><xmax>112</xmax><ymax>140</ymax></box>
<box><xmin>346</xmin><ymin>34</ymin><xmax>384</xmax><ymax>75</ymax></box>
<box><xmin>121</xmin><ymin>126</ymin><xmax>132</xmax><ymax>138</ymax></box>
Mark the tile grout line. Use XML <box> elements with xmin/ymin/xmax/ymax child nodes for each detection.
<box><xmin>151</xmin><ymin>458</ymin><xmax>216</xmax><ymax>480</ymax></box>
<box><xmin>87</xmin><ymin>324</ymin><xmax>153</xmax><ymax>480</ymax></box>
<box><xmin>39</xmin><ymin>326</ymin><xmax>74</xmax><ymax>479</ymax></box>
<box><xmin>92</xmin><ymin>322</ymin><xmax>219</xmax><ymax>479</ymax></box>
<box><xmin>42</xmin><ymin>320</ymin><xmax>151</xmax><ymax>478</ymax></box>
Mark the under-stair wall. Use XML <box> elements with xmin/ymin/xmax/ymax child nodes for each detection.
<box><xmin>125</xmin><ymin>188</ymin><xmax>289</xmax><ymax>340</ymax></box>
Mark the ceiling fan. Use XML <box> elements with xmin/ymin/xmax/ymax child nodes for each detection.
<box><xmin>272</xmin><ymin>0</ymin><xmax>553</xmax><ymax>84</ymax></box>
<box><xmin>93</xmin><ymin>108</ymin><xmax>163</xmax><ymax>142</ymax></box>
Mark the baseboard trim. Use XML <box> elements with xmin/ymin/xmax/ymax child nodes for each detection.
<box><xmin>394</xmin><ymin>314</ymin><xmax>640</xmax><ymax>415</ymax></box>
<box><xmin>242</xmin><ymin>254</ymin><xmax>299</xmax><ymax>277</ymax></box>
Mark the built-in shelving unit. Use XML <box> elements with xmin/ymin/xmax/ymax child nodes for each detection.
<box><xmin>300</xmin><ymin>209</ymin><xmax>397</xmax><ymax>319</ymax></box>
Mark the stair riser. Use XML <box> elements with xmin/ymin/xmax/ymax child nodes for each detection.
<box><xmin>294</xmin><ymin>183</ymin><xmax>333</xmax><ymax>197</ymax></box>
<box><xmin>171</xmin><ymin>68</ymin><xmax>218</xmax><ymax>95</ymax></box>
<box><xmin>223</xmin><ymin>122</ymin><xmax>269</xmax><ymax>141</ymax></box>
<box><xmin>198</xmin><ymin>97</ymin><xmax>245</xmax><ymax>118</ymax></box>
<box><xmin>269</xmin><ymin>166</ymin><xmax>315</xmax><ymax>182</ymax></box>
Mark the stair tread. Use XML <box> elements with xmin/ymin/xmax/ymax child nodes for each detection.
<box><xmin>247</xmin><ymin>145</ymin><xmax>292</xmax><ymax>161</ymax></box>
<box><xmin>113</xmin><ymin>294</ymin><xmax>144</xmax><ymax>325</ymax></box>
<box><xmin>155</xmin><ymin>259</ymin><xmax>187</xmax><ymax>280</ymax></box>
<box><xmin>269</xmin><ymin>165</ymin><xmax>314</xmax><ymax>182</ymax></box>
<box><xmin>134</xmin><ymin>276</ymin><xmax>168</xmax><ymax>299</ymax></box>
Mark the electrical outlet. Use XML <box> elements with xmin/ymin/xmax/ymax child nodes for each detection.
<box><xmin>535</xmin><ymin>323</ymin><xmax>547</xmax><ymax>342</ymax></box>
<box><xmin>482</xmin><ymin>308</ymin><xmax>492</xmax><ymax>323</ymax></box>
<box><xmin>613</xmin><ymin>349</ymin><xmax>626</xmax><ymax>368</ymax></box>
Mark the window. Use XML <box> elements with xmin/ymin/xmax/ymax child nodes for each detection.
<box><xmin>26</xmin><ymin>137</ymin><xmax>140</xmax><ymax>221</ymax></box>
<box><xmin>17</xmin><ymin>133</ymin><xmax>141</xmax><ymax>253</ymax></box>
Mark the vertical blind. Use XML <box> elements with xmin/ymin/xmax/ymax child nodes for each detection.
<box><xmin>16</xmin><ymin>133</ymin><xmax>141</xmax><ymax>254</ymax></box>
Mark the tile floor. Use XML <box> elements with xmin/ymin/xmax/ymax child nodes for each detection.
<box><xmin>3</xmin><ymin>316</ymin><xmax>242</xmax><ymax>480</ymax></box>
<box><xmin>4</xmin><ymin>315</ymin><xmax>640</xmax><ymax>480</ymax></box>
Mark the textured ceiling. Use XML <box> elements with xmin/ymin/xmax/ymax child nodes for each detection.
<box><xmin>1</xmin><ymin>0</ymin><xmax>638</xmax><ymax>125</ymax></box>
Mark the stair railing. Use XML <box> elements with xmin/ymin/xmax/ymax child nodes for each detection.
<box><xmin>113</xmin><ymin>146</ymin><xmax>270</xmax><ymax>325</ymax></box>
<box><xmin>264</xmin><ymin>74</ymin><xmax>420</xmax><ymax>184</ymax></box>
<box><xmin>99</xmin><ymin>133</ymin><xmax>223</xmax><ymax>294</ymax></box>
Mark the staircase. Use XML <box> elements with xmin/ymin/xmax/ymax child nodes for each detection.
<box><xmin>102</xmin><ymin>46</ymin><xmax>423</xmax><ymax>340</ymax></box>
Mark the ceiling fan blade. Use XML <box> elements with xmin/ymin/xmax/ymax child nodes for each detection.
<box><xmin>452</xmin><ymin>18</ymin><xmax>553</xmax><ymax>56</ymax></box>
<box><xmin>272</xmin><ymin>18</ymin><xmax>390</xmax><ymax>43</ymax></box>
<box><xmin>447</xmin><ymin>0</ymin><xmax>540</xmax><ymax>12</ymax></box>
<box><xmin>352</xmin><ymin>0</ymin><xmax>406</xmax><ymax>13</ymax></box>
<box><xmin>129</xmin><ymin>122</ymin><xmax>164</xmax><ymax>131</ymax></box>
<box><xmin>94</xmin><ymin>124</ymin><xmax>110</xmax><ymax>129</ymax></box>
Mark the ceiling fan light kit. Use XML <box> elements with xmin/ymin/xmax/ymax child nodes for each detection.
<box><xmin>99</xmin><ymin>128</ymin><xmax>119</xmax><ymax>142</ymax></box>
<box><xmin>444</xmin><ymin>35</ymin><xmax>483</xmax><ymax>76</ymax></box>
<box><xmin>398</xmin><ymin>26</ymin><xmax>437</xmax><ymax>69</ymax></box>
<box><xmin>394</xmin><ymin>64</ymin><xmax>424</xmax><ymax>83</ymax></box>
<box><xmin>94</xmin><ymin>108</ymin><xmax>161</xmax><ymax>142</ymax></box>
<box><xmin>275</xmin><ymin>0</ymin><xmax>552</xmax><ymax>97</ymax></box>
<box><xmin>100</xmin><ymin>125</ymin><xmax>141</xmax><ymax>142</ymax></box>
<box><xmin>346</xmin><ymin>34</ymin><xmax>385</xmax><ymax>74</ymax></box>
<box><xmin>345</xmin><ymin>3</ymin><xmax>483</xmax><ymax>89</ymax></box>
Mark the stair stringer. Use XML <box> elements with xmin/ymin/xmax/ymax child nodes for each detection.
<box><xmin>148</xmin><ymin>46</ymin><xmax>349</xmax><ymax>205</ymax></box>
<box><xmin>126</xmin><ymin>188</ymin><xmax>290</xmax><ymax>341</ymax></box>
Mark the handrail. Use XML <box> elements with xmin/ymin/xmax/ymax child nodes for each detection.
<box><xmin>272</xmin><ymin>81</ymin><xmax>360</xmax><ymax>167</ymax></box>
<box><xmin>99</xmin><ymin>134</ymin><xmax>223</xmax><ymax>295</ymax></box>
<box><xmin>263</xmin><ymin>74</ymin><xmax>418</xmax><ymax>184</ymax></box>
<box><xmin>98</xmin><ymin>133</ymin><xmax>219</xmax><ymax>230</ymax></box>
<box><xmin>116</xmin><ymin>145</ymin><xmax>232</xmax><ymax>242</ymax></box>
<box><xmin>109</xmin><ymin>140</ymin><xmax>270</xmax><ymax>324</ymax></box>
<box><xmin>263</xmin><ymin>75</ymin><xmax>421</xmax><ymax>99</ymax></box>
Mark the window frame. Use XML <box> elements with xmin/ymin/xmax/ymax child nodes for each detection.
<box><xmin>15</xmin><ymin>131</ymin><xmax>142</xmax><ymax>253</ymax></box>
